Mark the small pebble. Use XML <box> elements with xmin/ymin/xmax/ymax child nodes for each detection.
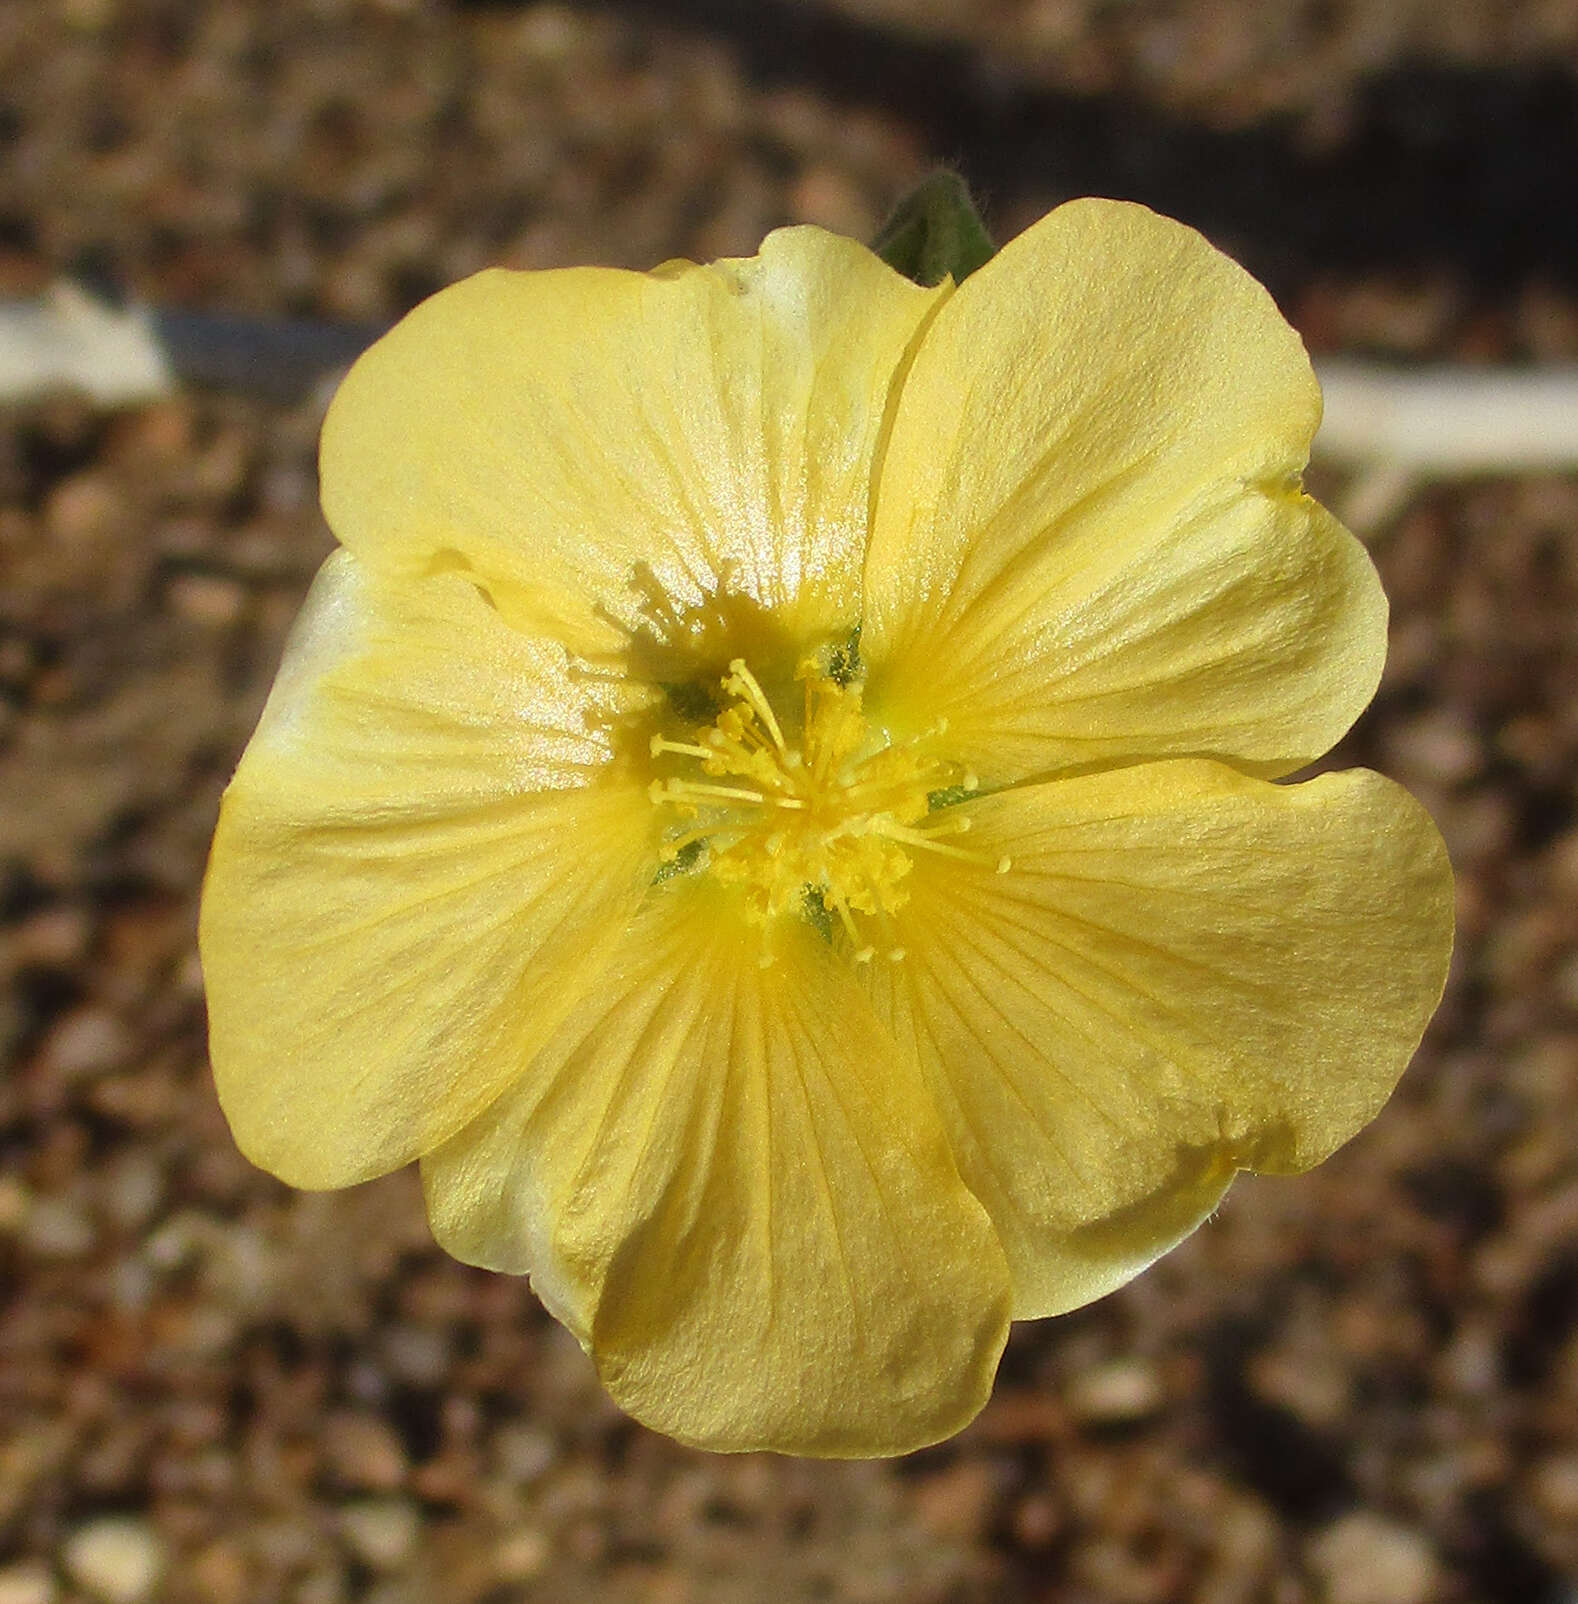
<box><xmin>187</xmin><ymin>1542</ymin><xmax>247</xmax><ymax>1604</ymax></box>
<box><xmin>323</xmin><ymin>1413</ymin><xmax>407</xmax><ymax>1491</ymax></box>
<box><xmin>339</xmin><ymin>1498</ymin><xmax>420</xmax><ymax>1571</ymax></box>
<box><xmin>515</xmin><ymin>3</ymin><xmax>582</xmax><ymax>60</ymax></box>
<box><xmin>1250</xmin><ymin>1347</ymin><xmax>1350</xmax><ymax>1427</ymax></box>
<box><xmin>166</xmin><ymin>572</ymin><xmax>247</xmax><ymax>627</ymax></box>
<box><xmin>0</xmin><ymin>1177</ymin><xmax>30</xmax><ymax>1234</ymax></box>
<box><xmin>788</xmin><ymin>166</ymin><xmax>875</xmax><ymax>238</ymax></box>
<box><xmin>1306</xmin><ymin>1511</ymin><xmax>1441</xmax><ymax>1604</ymax></box>
<box><xmin>1385</xmin><ymin>708</ymin><xmax>1484</xmax><ymax>787</ymax></box>
<box><xmin>1011</xmin><ymin>1492</ymin><xmax>1064</xmax><ymax>1549</ymax></box>
<box><xmin>44</xmin><ymin>475</ymin><xmax>118</xmax><ymax>546</ymax></box>
<box><xmin>292</xmin><ymin>1572</ymin><xmax>347</xmax><ymax>1604</ymax></box>
<box><xmin>911</xmin><ymin>1459</ymin><xmax>1000</xmax><ymax>1541</ymax></box>
<box><xmin>493</xmin><ymin>1528</ymin><xmax>550</xmax><ymax>1582</ymax></box>
<box><xmin>380</xmin><ymin>1322</ymin><xmax>448</xmax><ymax>1386</ymax></box>
<box><xmin>1066</xmin><ymin>1358</ymin><xmax>1165</xmax><ymax>1424</ymax></box>
<box><xmin>101</xmin><ymin>1153</ymin><xmax>164</xmax><ymax>1231</ymax></box>
<box><xmin>40</xmin><ymin>1007</ymin><xmax>131</xmax><ymax>1081</ymax></box>
<box><xmin>21</xmin><ymin>1194</ymin><xmax>95</xmax><ymax>1260</ymax></box>
<box><xmin>0</xmin><ymin>1563</ymin><xmax>55</xmax><ymax>1604</ymax></box>
<box><xmin>1530</xmin><ymin>1452</ymin><xmax>1578</xmax><ymax>1524</ymax></box>
<box><xmin>9</xmin><ymin>904</ymin><xmax>89</xmax><ymax>965</ymax></box>
<box><xmin>61</xmin><ymin>1516</ymin><xmax>165</xmax><ymax>1604</ymax></box>
<box><xmin>494</xmin><ymin>1423</ymin><xmax>556</xmax><ymax>1485</ymax></box>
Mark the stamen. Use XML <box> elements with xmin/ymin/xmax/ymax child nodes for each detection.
<box><xmin>884</xmin><ymin>816</ymin><xmax>971</xmax><ymax>844</ymax></box>
<box><xmin>723</xmin><ymin>659</ymin><xmax>788</xmax><ymax>754</ymax></box>
<box><xmin>646</xmin><ymin>657</ymin><xmax>1006</xmax><ymax>938</ymax></box>
<box><xmin>650</xmin><ymin>735</ymin><xmax>721</xmax><ymax>762</ymax></box>
<box><xmin>662</xmin><ymin>779</ymin><xmax>806</xmax><ymax>809</ymax></box>
<box><xmin>873</xmin><ymin>817</ymin><xmax>1004</xmax><ymax>869</ymax></box>
<box><xmin>826</xmin><ymin>894</ymin><xmax>873</xmax><ymax>961</ymax></box>
<box><xmin>929</xmin><ymin>815</ymin><xmax>972</xmax><ymax>835</ymax></box>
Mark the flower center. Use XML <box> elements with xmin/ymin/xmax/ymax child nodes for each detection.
<box><xmin>647</xmin><ymin>658</ymin><xmax>1009</xmax><ymax>962</ymax></box>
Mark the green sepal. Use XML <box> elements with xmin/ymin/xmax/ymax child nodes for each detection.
<box><xmin>871</xmin><ymin>172</ymin><xmax>996</xmax><ymax>287</ymax></box>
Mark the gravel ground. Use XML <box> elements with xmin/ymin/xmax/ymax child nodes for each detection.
<box><xmin>2</xmin><ymin>3</ymin><xmax>1577</xmax><ymax>1602</ymax></box>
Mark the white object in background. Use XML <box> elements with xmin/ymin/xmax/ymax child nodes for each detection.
<box><xmin>1314</xmin><ymin>358</ymin><xmax>1578</xmax><ymax>472</ymax></box>
<box><xmin>0</xmin><ymin>282</ymin><xmax>173</xmax><ymax>406</ymax></box>
<box><xmin>5</xmin><ymin>282</ymin><xmax>1578</xmax><ymax>490</ymax></box>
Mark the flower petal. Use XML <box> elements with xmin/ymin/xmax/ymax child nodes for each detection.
<box><xmin>320</xmin><ymin>228</ymin><xmax>947</xmax><ymax>655</ymax></box>
<box><xmin>200</xmin><ymin>551</ymin><xmax>657</xmax><ymax>1188</ymax></box>
<box><xmin>421</xmin><ymin>881</ymin><xmax>1012</xmax><ymax>1456</ymax></box>
<box><xmin>859</xmin><ymin>760</ymin><xmax>1453</xmax><ymax>1319</ymax></box>
<box><xmin>863</xmin><ymin>197</ymin><xmax>1383</xmax><ymax>782</ymax></box>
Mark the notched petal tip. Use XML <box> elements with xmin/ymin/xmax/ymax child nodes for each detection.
<box><xmin>864</xmin><ymin>194</ymin><xmax>1359</xmax><ymax>785</ymax></box>
<box><xmin>862</xmin><ymin>757</ymin><xmax>1453</xmax><ymax>1325</ymax></box>
<box><xmin>591</xmin><ymin>1274</ymin><xmax>1012</xmax><ymax>1458</ymax></box>
<box><xmin>420</xmin><ymin>889</ymin><xmax>1012</xmax><ymax>1458</ymax></box>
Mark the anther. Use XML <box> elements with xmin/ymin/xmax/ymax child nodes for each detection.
<box><xmin>724</xmin><ymin>658</ymin><xmax>788</xmax><ymax>754</ymax></box>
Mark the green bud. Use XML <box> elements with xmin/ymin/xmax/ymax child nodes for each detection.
<box><xmin>871</xmin><ymin>172</ymin><xmax>996</xmax><ymax>287</ymax></box>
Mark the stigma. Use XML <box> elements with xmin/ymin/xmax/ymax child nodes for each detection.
<box><xmin>647</xmin><ymin>656</ymin><xmax>1009</xmax><ymax>961</ymax></box>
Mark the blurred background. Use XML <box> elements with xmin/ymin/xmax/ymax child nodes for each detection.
<box><xmin>2</xmin><ymin>2</ymin><xmax>1577</xmax><ymax>1601</ymax></box>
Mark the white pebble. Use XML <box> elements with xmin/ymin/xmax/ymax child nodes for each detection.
<box><xmin>493</xmin><ymin>1528</ymin><xmax>549</xmax><ymax>1582</ymax></box>
<box><xmin>339</xmin><ymin>1499</ymin><xmax>420</xmax><ymax>1570</ymax></box>
<box><xmin>0</xmin><ymin>1561</ymin><xmax>56</xmax><ymax>1604</ymax></box>
<box><xmin>61</xmin><ymin>1517</ymin><xmax>165</xmax><ymax>1603</ymax></box>
<box><xmin>21</xmin><ymin>1195</ymin><xmax>95</xmax><ymax>1260</ymax></box>
<box><xmin>1306</xmin><ymin>1511</ymin><xmax>1441</xmax><ymax>1604</ymax></box>
<box><xmin>1066</xmin><ymin>1358</ymin><xmax>1165</xmax><ymax>1424</ymax></box>
<box><xmin>494</xmin><ymin>1423</ymin><xmax>556</xmax><ymax>1485</ymax></box>
<box><xmin>41</xmin><ymin>1007</ymin><xmax>131</xmax><ymax>1080</ymax></box>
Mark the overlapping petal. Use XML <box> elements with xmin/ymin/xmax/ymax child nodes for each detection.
<box><xmin>862</xmin><ymin>198</ymin><xmax>1384</xmax><ymax>783</ymax></box>
<box><xmin>422</xmin><ymin>880</ymin><xmax>1012</xmax><ymax>1456</ymax></box>
<box><xmin>858</xmin><ymin>759</ymin><xmax>1453</xmax><ymax>1318</ymax></box>
<box><xmin>200</xmin><ymin>551</ymin><xmax>658</xmax><ymax>1188</ymax></box>
<box><xmin>320</xmin><ymin>227</ymin><xmax>947</xmax><ymax>653</ymax></box>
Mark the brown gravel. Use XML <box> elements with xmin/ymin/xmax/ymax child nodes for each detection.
<box><xmin>3</xmin><ymin>3</ymin><xmax>1577</xmax><ymax>1601</ymax></box>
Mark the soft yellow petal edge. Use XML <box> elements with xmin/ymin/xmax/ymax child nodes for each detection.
<box><xmin>862</xmin><ymin>758</ymin><xmax>1453</xmax><ymax>1320</ymax></box>
<box><xmin>201</xmin><ymin>552</ymin><xmax>658</xmax><ymax>1188</ymax></box>
<box><xmin>320</xmin><ymin>228</ymin><xmax>949</xmax><ymax>652</ymax></box>
<box><xmin>864</xmin><ymin>198</ymin><xmax>1382</xmax><ymax>783</ymax></box>
<box><xmin>424</xmin><ymin>881</ymin><xmax>1012</xmax><ymax>1456</ymax></box>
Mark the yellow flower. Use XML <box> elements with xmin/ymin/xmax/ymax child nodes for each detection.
<box><xmin>200</xmin><ymin>199</ymin><xmax>1453</xmax><ymax>1456</ymax></box>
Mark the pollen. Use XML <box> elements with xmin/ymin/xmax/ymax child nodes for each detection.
<box><xmin>648</xmin><ymin>656</ymin><xmax>1009</xmax><ymax>958</ymax></box>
